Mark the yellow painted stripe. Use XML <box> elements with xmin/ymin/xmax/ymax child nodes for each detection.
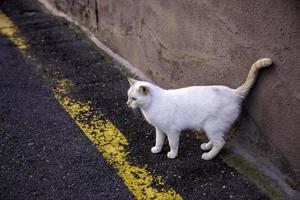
<box><xmin>53</xmin><ymin>79</ymin><xmax>182</xmax><ymax>200</ymax></box>
<box><xmin>0</xmin><ymin>10</ymin><xmax>182</xmax><ymax>200</ymax></box>
<box><xmin>0</xmin><ymin>10</ymin><xmax>26</xmax><ymax>49</ymax></box>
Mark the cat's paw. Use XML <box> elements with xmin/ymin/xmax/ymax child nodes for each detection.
<box><xmin>201</xmin><ymin>153</ymin><xmax>213</xmax><ymax>160</ymax></box>
<box><xmin>201</xmin><ymin>142</ymin><xmax>213</xmax><ymax>151</ymax></box>
<box><xmin>151</xmin><ymin>146</ymin><xmax>162</xmax><ymax>154</ymax></box>
<box><xmin>167</xmin><ymin>151</ymin><xmax>177</xmax><ymax>159</ymax></box>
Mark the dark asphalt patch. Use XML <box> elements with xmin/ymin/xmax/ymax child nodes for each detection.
<box><xmin>0</xmin><ymin>23</ymin><xmax>133</xmax><ymax>200</ymax></box>
<box><xmin>1</xmin><ymin>0</ymin><xmax>270</xmax><ymax>199</ymax></box>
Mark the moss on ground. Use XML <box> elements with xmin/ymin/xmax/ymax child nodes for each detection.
<box><xmin>195</xmin><ymin>126</ymin><xmax>287</xmax><ymax>200</ymax></box>
<box><xmin>221</xmin><ymin>149</ymin><xmax>287</xmax><ymax>200</ymax></box>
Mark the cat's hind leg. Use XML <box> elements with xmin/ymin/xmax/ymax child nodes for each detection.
<box><xmin>151</xmin><ymin>127</ymin><xmax>166</xmax><ymax>154</ymax></box>
<box><xmin>201</xmin><ymin>132</ymin><xmax>225</xmax><ymax>160</ymax></box>
<box><xmin>201</xmin><ymin>141</ymin><xmax>213</xmax><ymax>151</ymax></box>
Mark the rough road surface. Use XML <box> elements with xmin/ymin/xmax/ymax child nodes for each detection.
<box><xmin>0</xmin><ymin>0</ymin><xmax>270</xmax><ymax>199</ymax></box>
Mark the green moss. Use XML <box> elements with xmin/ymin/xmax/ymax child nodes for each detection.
<box><xmin>194</xmin><ymin>130</ymin><xmax>286</xmax><ymax>200</ymax></box>
<box><xmin>195</xmin><ymin>131</ymin><xmax>207</xmax><ymax>141</ymax></box>
<box><xmin>221</xmin><ymin>149</ymin><xmax>287</xmax><ymax>200</ymax></box>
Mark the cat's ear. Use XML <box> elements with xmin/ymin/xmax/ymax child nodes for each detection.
<box><xmin>127</xmin><ymin>77</ymin><xmax>137</xmax><ymax>86</ymax></box>
<box><xmin>139</xmin><ymin>86</ymin><xmax>149</xmax><ymax>95</ymax></box>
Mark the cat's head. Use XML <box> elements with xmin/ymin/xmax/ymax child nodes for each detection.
<box><xmin>127</xmin><ymin>78</ymin><xmax>152</xmax><ymax>109</ymax></box>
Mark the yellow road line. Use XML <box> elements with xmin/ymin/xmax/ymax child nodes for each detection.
<box><xmin>54</xmin><ymin>79</ymin><xmax>182</xmax><ymax>200</ymax></box>
<box><xmin>0</xmin><ymin>10</ymin><xmax>26</xmax><ymax>49</ymax></box>
<box><xmin>0</xmin><ymin>10</ymin><xmax>182</xmax><ymax>200</ymax></box>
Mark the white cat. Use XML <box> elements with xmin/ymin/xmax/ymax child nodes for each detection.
<box><xmin>127</xmin><ymin>58</ymin><xmax>272</xmax><ymax>160</ymax></box>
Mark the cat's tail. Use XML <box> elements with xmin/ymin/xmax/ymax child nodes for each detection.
<box><xmin>235</xmin><ymin>58</ymin><xmax>272</xmax><ymax>98</ymax></box>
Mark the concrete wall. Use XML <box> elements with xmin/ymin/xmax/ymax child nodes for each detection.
<box><xmin>44</xmin><ymin>0</ymin><xmax>300</xmax><ymax>193</ymax></box>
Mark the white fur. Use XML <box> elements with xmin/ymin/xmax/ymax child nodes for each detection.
<box><xmin>127</xmin><ymin>58</ymin><xmax>272</xmax><ymax>160</ymax></box>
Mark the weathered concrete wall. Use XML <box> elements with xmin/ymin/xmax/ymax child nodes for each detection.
<box><xmin>44</xmin><ymin>0</ymin><xmax>300</xmax><ymax>193</ymax></box>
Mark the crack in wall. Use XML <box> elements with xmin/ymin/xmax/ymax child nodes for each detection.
<box><xmin>94</xmin><ymin>0</ymin><xmax>99</xmax><ymax>30</ymax></box>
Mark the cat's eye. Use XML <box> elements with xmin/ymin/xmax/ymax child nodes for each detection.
<box><xmin>131</xmin><ymin>97</ymin><xmax>137</xmax><ymax>101</ymax></box>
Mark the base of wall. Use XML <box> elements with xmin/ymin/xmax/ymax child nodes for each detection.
<box><xmin>38</xmin><ymin>0</ymin><xmax>150</xmax><ymax>83</ymax></box>
<box><xmin>226</xmin><ymin>142</ymin><xmax>300</xmax><ymax>200</ymax></box>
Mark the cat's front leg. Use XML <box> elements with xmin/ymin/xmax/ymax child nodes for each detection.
<box><xmin>151</xmin><ymin>128</ymin><xmax>166</xmax><ymax>154</ymax></box>
<box><xmin>166</xmin><ymin>131</ymin><xmax>180</xmax><ymax>159</ymax></box>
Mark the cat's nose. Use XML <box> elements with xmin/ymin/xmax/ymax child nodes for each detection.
<box><xmin>126</xmin><ymin>100</ymin><xmax>131</xmax><ymax>106</ymax></box>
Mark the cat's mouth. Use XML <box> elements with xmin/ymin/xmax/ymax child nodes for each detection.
<box><xmin>128</xmin><ymin>104</ymin><xmax>137</xmax><ymax>109</ymax></box>
<box><xmin>126</xmin><ymin>99</ymin><xmax>133</xmax><ymax>106</ymax></box>
<box><xmin>127</xmin><ymin>101</ymin><xmax>137</xmax><ymax>109</ymax></box>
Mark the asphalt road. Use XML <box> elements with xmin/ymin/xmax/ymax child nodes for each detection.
<box><xmin>0</xmin><ymin>0</ymin><xmax>270</xmax><ymax>199</ymax></box>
